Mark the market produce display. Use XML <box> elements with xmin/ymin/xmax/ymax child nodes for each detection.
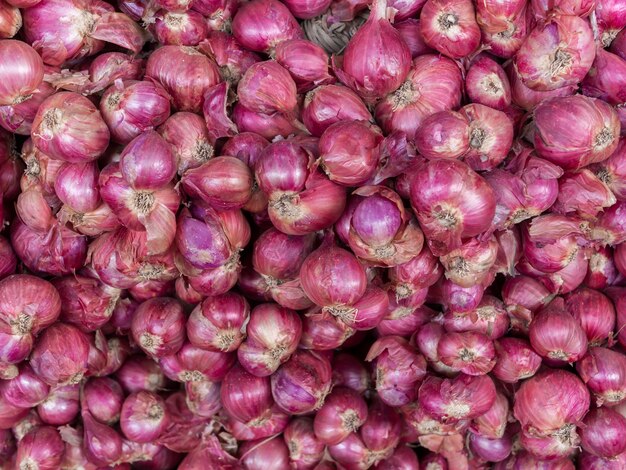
<box><xmin>0</xmin><ymin>0</ymin><xmax>625</xmax><ymax>467</ymax></box>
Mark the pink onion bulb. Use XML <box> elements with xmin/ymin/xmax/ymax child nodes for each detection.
<box><xmin>31</xmin><ymin>91</ymin><xmax>110</xmax><ymax>163</ymax></box>
<box><xmin>0</xmin><ymin>40</ymin><xmax>44</xmax><ymax>106</ymax></box>
<box><xmin>30</xmin><ymin>323</ymin><xmax>90</xmax><ymax>386</ymax></box>
<box><xmin>15</xmin><ymin>426</ymin><xmax>64</xmax><ymax>470</ymax></box>
<box><xmin>533</xmin><ymin>95</ymin><xmax>620</xmax><ymax>170</ymax></box>
<box><xmin>420</xmin><ymin>0</ymin><xmax>480</xmax><ymax>59</ymax></box>
<box><xmin>313</xmin><ymin>387</ymin><xmax>368</xmax><ymax>445</ymax></box>
<box><xmin>237</xmin><ymin>303</ymin><xmax>302</xmax><ymax>377</ymax></box>
<box><xmin>515</xmin><ymin>15</ymin><xmax>595</xmax><ymax>91</ymax></box>
<box><xmin>335</xmin><ymin>0</ymin><xmax>411</xmax><ymax>102</ymax></box>
<box><xmin>131</xmin><ymin>297</ymin><xmax>186</xmax><ymax>359</ymax></box>
<box><xmin>232</xmin><ymin>0</ymin><xmax>303</xmax><ymax>53</ymax></box>
<box><xmin>409</xmin><ymin>159</ymin><xmax>496</xmax><ymax>255</ymax></box>
<box><xmin>120</xmin><ymin>391</ymin><xmax>169</xmax><ymax>443</ymax></box>
<box><xmin>577</xmin><ymin>347</ymin><xmax>626</xmax><ymax>406</ymax></box>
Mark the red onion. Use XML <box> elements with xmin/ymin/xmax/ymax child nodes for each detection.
<box><xmin>281</xmin><ymin>0</ymin><xmax>330</xmax><ymax>18</ymax></box>
<box><xmin>375</xmin><ymin>54</ymin><xmax>462</xmax><ymax>139</ymax></box>
<box><xmin>471</xmin><ymin>391</ymin><xmax>509</xmax><ymax>440</ymax></box>
<box><xmin>388</xmin><ymin>246</ymin><xmax>443</xmax><ymax>300</ymax></box>
<box><xmin>0</xmin><ymin>236</ymin><xmax>15</xmax><ymax>280</ymax></box>
<box><xmin>476</xmin><ymin>0</ymin><xmax>528</xmax><ymax>59</ymax></box>
<box><xmin>553</xmin><ymin>169</ymin><xmax>616</xmax><ymax>217</ymax></box>
<box><xmin>595</xmin><ymin>0</ymin><xmax>626</xmax><ymax>46</ymax></box>
<box><xmin>238</xmin><ymin>61</ymin><xmax>298</xmax><ymax>119</ymax></box>
<box><xmin>460</xmin><ymin>103</ymin><xmax>514</xmax><ymax>171</ymax></box>
<box><xmin>594</xmin><ymin>135</ymin><xmax>626</xmax><ymax>198</ymax></box>
<box><xmin>198</xmin><ymin>31</ymin><xmax>261</xmax><ymax>86</ymax></box>
<box><xmin>318</xmin><ymin>121</ymin><xmax>382</xmax><ymax>186</ymax></box>
<box><xmin>0</xmin><ymin>3</ymin><xmax>19</xmax><ymax>39</ymax></box>
<box><xmin>514</xmin><ymin>369</ymin><xmax>589</xmax><ymax>438</ymax></box>
<box><xmin>582</xmin><ymin>49</ymin><xmax>626</xmax><ymax>107</ymax></box>
<box><xmin>239</xmin><ymin>436</ymin><xmax>290</xmax><ymax>469</ymax></box>
<box><xmin>284</xmin><ymin>418</ymin><xmax>325</xmax><ymax>468</ymax></box>
<box><xmin>37</xmin><ymin>384</ymin><xmax>79</xmax><ymax>425</ymax></box>
<box><xmin>183</xmin><ymin>379</ymin><xmax>220</xmax><ymax>419</ymax></box>
<box><xmin>82</xmin><ymin>409</ymin><xmax>123</xmax><ymax>466</ymax></box>
<box><xmin>256</xmin><ymin>140</ymin><xmax>346</xmax><ymax>234</ymax></box>
<box><xmin>578</xmin><ymin>451</ymin><xmax>626</xmax><ymax>470</ymax></box>
<box><xmin>160</xmin><ymin>342</ymin><xmax>234</xmax><ymax>382</ymax></box>
<box><xmin>531</xmin><ymin>0</ymin><xmax>595</xmax><ymax>19</ymax></box>
<box><xmin>31</xmin><ymin>91</ymin><xmax>110</xmax><ymax>163</ymax></box>
<box><xmin>334</xmin><ymin>0</ymin><xmax>411</xmax><ymax>102</ymax></box>
<box><xmin>131</xmin><ymin>297</ymin><xmax>185</xmax><ymax>359</ymax></box>
<box><xmin>89</xmin><ymin>228</ymin><xmax>178</xmax><ymax>290</ymax></box>
<box><xmin>0</xmin><ymin>40</ymin><xmax>43</xmax><ymax>106</ymax></box>
<box><xmin>396</xmin><ymin>19</ymin><xmax>432</xmax><ymax>57</ymax></box>
<box><xmin>326</xmin><ymin>432</ymin><xmax>374</xmax><ymax>468</ymax></box>
<box><xmin>225</xmin><ymin>404</ymin><xmax>290</xmax><ymax>441</ymax></box>
<box><xmin>153</xmin><ymin>392</ymin><xmax>206</xmax><ymax>452</ymax></box>
<box><xmin>585</xmin><ymin>245</ymin><xmax>620</xmax><ymax>289</ymax></box>
<box><xmin>492</xmin><ymin>337</ymin><xmax>542</xmax><ymax>384</ymax></box>
<box><xmin>529</xmin><ymin>298</ymin><xmax>588</xmax><ymax>363</ymax></box>
<box><xmin>366</xmin><ymin>336</ymin><xmax>427</xmax><ymax>407</ymax></box>
<box><xmin>419</xmin><ymin>0</ymin><xmax>480</xmax><ymax>59</ymax></box>
<box><xmin>565</xmin><ymin>288</ymin><xmax>615</xmax><ymax>346</ymax></box>
<box><xmin>0</xmin><ymin>274</ymin><xmax>61</xmax><ymax>363</ymax></box>
<box><xmin>54</xmin><ymin>161</ymin><xmax>100</xmax><ymax>213</ymax></box>
<box><xmin>200</xmin><ymin>82</ymin><xmax>238</xmax><ymax>144</ymax></box>
<box><xmin>314</xmin><ymin>386</ymin><xmax>368</xmax><ymax>445</ymax></box>
<box><xmin>440</xmin><ymin>237</ymin><xmax>498</xmax><ymax>288</ymax></box>
<box><xmin>82</xmin><ymin>377</ymin><xmax>123</xmax><ymax>425</ymax></box>
<box><xmin>331</xmin><ymin>354</ymin><xmax>370</xmax><ymax>394</ymax></box>
<box><xmin>466</xmin><ymin>56</ymin><xmax>511</xmax><ymax>111</ymax></box>
<box><xmin>30</xmin><ymin>323</ymin><xmax>90</xmax><ymax>386</ymax></box>
<box><xmin>178</xmin><ymin>435</ymin><xmax>240</xmax><ymax>469</ymax></box>
<box><xmin>221</xmin><ymin>363</ymin><xmax>273</xmax><ymax>425</ymax></box>
<box><xmin>533</xmin><ymin>95</ymin><xmax>620</xmax><ymax>170</ymax></box>
<box><xmin>53</xmin><ymin>274</ymin><xmax>121</xmax><ymax>332</ymax></box>
<box><xmin>374</xmin><ymin>446</ymin><xmax>419</xmax><ymax>469</ymax></box>
<box><xmin>152</xmin><ymin>10</ymin><xmax>208</xmax><ymax>46</ymax></box>
<box><xmin>409</xmin><ymin>159</ymin><xmax>496</xmax><ymax>255</ymax></box>
<box><xmin>253</xmin><ymin>227</ymin><xmax>315</xmax><ymax>280</ymax></box>
<box><xmin>158</xmin><ymin>112</ymin><xmax>213</xmax><ymax>175</ymax></box>
<box><xmin>120</xmin><ymin>391</ymin><xmax>168</xmax><ymax>443</ymax></box>
<box><xmin>361</xmin><ymin>398</ymin><xmax>402</xmax><ymax>457</ymax></box>
<box><xmin>15</xmin><ymin>426</ymin><xmax>64</xmax><ymax>470</ymax></box>
<box><xmin>187</xmin><ymin>292</ymin><xmax>249</xmax><ymax>352</ymax></box>
<box><xmin>418</xmin><ymin>374</ymin><xmax>497</xmax><ymax>422</ymax></box>
<box><xmin>519</xmin><ymin>427</ymin><xmax>579</xmax><ymax>460</ymax></box>
<box><xmin>502</xmin><ymin>275</ymin><xmax>551</xmax><ymax>325</ymax></box>
<box><xmin>275</xmin><ymin>39</ymin><xmax>333</xmax><ymax>93</ymax></box>
<box><xmin>443</xmin><ymin>296</ymin><xmax>509</xmax><ymax>339</ymax></box>
<box><xmin>232</xmin><ymin>102</ymin><xmax>303</xmax><ymax>139</ymax></box>
<box><xmin>508</xmin><ymin>64</ymin><xmax>577</xmax><ymax>112</ymax></box>
<box><xmin>0</xmin><ymin>393</ymin><xmax>28</xmax><ymax>429</ymax></box>
<box><xmin>496</xmin><ymin>451</ymin><xmax>575</xmax><ymax>470</ymax></box>
<box><xmin>0</xmin><ymin>363</ymin><xmax>49</xmax><ymax>409</ymax></box>
<box><xmin>302</xmin><ymin>84</ymin><xmax>371</xmax><ymax>137</ymax></box>
<box><xmin>579</xmin><ymin>407</ymin><xmax>626</xmax><ymax>458</ymax></box>
<box><xmin>237</xmin><ymin>303</ymin><xmax>302</xmax><ymax>377</ymax></box>
<box><xmin>577</xmin><ymin>347</ymin><xmax>626</xmax><ymax>406</ymax></box>
<box><xmin>515</xmin><ymin>15</ymin><xmax>595</xmax><ymax>91</ymax></box>
<box><xmin>437</xmin><ymin>331</ymin><xmax>495</xmax><ymax>376</ymax></box>
<box><xmin>271</xmin><ymin>350</ymin><xmax>332</xmax><ymax>415</ymax></box>
<box><xmin>119</xmin><ymin>131</ymin><xmax>176</xmax><ymax>190</ymax></box>
<box><xmin>468</xmin><ymin>430</ymin><xmax>512</xmax><ymax>463</ymax></box>
<box><xmin>100</xmin><ymin>81</ymin><xmax>171</xmax><ymax>145</ymax></box>
<box><xmin>146</xmin><ymin>45</ymin><xmax>221</xmax><ymax>113</ymax></box>
<box><xmin>300</xmin><ymin>242</ymin><xmax>366</xmax><ymax>321</ymax></box>
<box><xmin>182</xmin><ymin>156</ymin><xmax>253</xmax><ymax>210</ymax></box>
<box><xmin>232</xmin><ymin>0</ymin><xmax>302</xmax><ymax>53</ymax></box>
<box><xmin>300</xmin><ymin>310</ymin><xmax>355</xmax><ymax>350</ymax></box>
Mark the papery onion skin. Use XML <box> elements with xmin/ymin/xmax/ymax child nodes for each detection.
<box><xmin>533</xmin><ymin>95</ymin><xmax>620</xmax><ymax>170</ymax></box>
<box><xmin>146</xmin><ymin>45</ymin><xmax>222</xmax><ymax>113</ymax></box>
<box><xmin>420</xmin><ymin>0</ymin><xmax>480</xmax><ymax>59</ymax></box>
<box><xmin>580</xmin><ymin>407</ymin><xmax>626</xmax><ymax>458</ymax></box>
<box><xmin>15</xmin><ymin>426</ymin><xmax>64</xmax><ymax>470</ymax></box>
<box><xmin>492</xmin><ymin>337</ymin><xmax>542</xmax><ymax>383</ymax></box>
<box><xmin>37</xmin><ymin>384</ymin><xmax>79</xmax><ymax>425</ymax></box>
<box><xmin>515</xmin><ymin>14</ymin><xmax>595</xmax><ymax>91</ymax></box>
<box><xmin>130</xmin><ymin>297</ymin><xmax>186</xmax><ymax>359</ymax></box>
<box><xmin>313</xmin><ymin>386</ymin><xmax>368</xmax><ymax>445</ymax></box>
<box><xmin>302</xmin><ymin>84</ymin><xmax>372</xmax><ymax>137</ymax></box>
<box><xmin>221</xmin><ymin>363</ymin><xmax>273</xmax><ymax>425</ymax></box>
<box><xmin>120</xmin><ymin>390</ymin><xmax>169</xmax><ymax>443</ymax></box>
<box><xmin>82</xmin><ymin>377</ymin><xmax>124</xmax><ymax>425</ymax></box>
<box><xmin>31</xmin><ymin>91</ymin><xmax>111</xmax><ymax>163</ymax></box>
<box><xmin>418</xmin><ymin>373</ymin><xmax>497</xmax><ymax>422</ymax></box>
<box><xmin>116</xmin><ymin>355</ymin><xmax>168</xmax><ymax>394</ymax></box>
<box><xmin>0</xmin><ymin>40</ymin><xmax>43</xmax><ymax>106</ymax></box>
<box><xmin>409</xmin><ymin>159</ymin><xmax>496</xmax><ymax>255</ymax></box>
<box><xmin>271</xmin><ymin>349</ymin><xmax>332</xmax><ymax>415</ymax></box>
<box><xmin>232</xmin><ymin>0</ymin><xmax>303</xmax><ymax>53</ymax></box>
<box><xmin>513</xmin><ymin>369</ymin><xmax>590</xmax><ymax>435</ymax></box>
<box><xmin>284</xmin><ymin>417</ymin><xmax>325</xmax><ymax>469</ymax></box>
<box><xmin>335</xmin><ymin>0</ymin><xmax>411</xmax><ymax>102</ymax></box>
<box><xmin>237</xmin><ymin>303</ymin><xmax>302</xmax><ymax>377</ymax></box>
<box><xmin>239</xmin><ymin>436</ymin><xmax>290</xmax><ymax>469</ymax></box>
<box><xmin>466</xmin><ymin>55</ymin><xmax>511</xmax><ymax>111</ymax></box>
<box><xmin>30</xmin><ymin>323</ymin><xmax>90</xmax><ymax>386</ymax></box>
<box><xmin>577</xmin><ymin>347</ymin><xmax>626</xmax><ymax>406</ymax></box>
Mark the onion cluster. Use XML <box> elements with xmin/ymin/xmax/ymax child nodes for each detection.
<box><xmin>0</xmin><ymin>0</ymin><xmax>625</xmax><ymax>468</ymax></box>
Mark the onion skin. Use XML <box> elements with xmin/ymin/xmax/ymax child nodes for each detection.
<box><xmin>420</xmin><ymin>0</ymin><xmax>481</xmax><ymax>59</ymax></box>
<box><xmin>577</xmin><ymin>347</ymin><xmax>626</xmax><ymax>406</ymax></box>
<box><xmin>514</xmin><ymin>369</ymin><xmax>590</xmax><ymax>436</ymax></box>
<box><xmin>15</xmin><ymin>426</ymin><xmax>64</xmax><ymax>470</ymax></box>
<box><xmin>580</xmin><ymin>407</ymin><xmax>626</xmax><ymax>458</ymax></box>
<box><xmin>492</xmin><ymin>337</ymin><xmax>542</xmax><ymax>383</ymax></box>
<box><xmin>335</xmin><ymin>0</ymin><xmax>411</xmax><ymax>102</ymax></box>
<box><xmin>515</xmin><ymin>14</ymin><xmax>595</xmax><ymax>91</ymax></box>
<box><xmin>533</xmin><ymin>95</ymin><xmax>620</xmax><ymax>170</ymax></box>
<box><xmin>0</xmin><ymin>40</ymin><xmax>44</xmax><ymax>106</ymax></box>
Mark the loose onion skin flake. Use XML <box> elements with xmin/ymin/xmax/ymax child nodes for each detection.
<box><xmin>1</xmin><ymin>0</ymin><xmax>626</xmax><ymax>467</ymax></box>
